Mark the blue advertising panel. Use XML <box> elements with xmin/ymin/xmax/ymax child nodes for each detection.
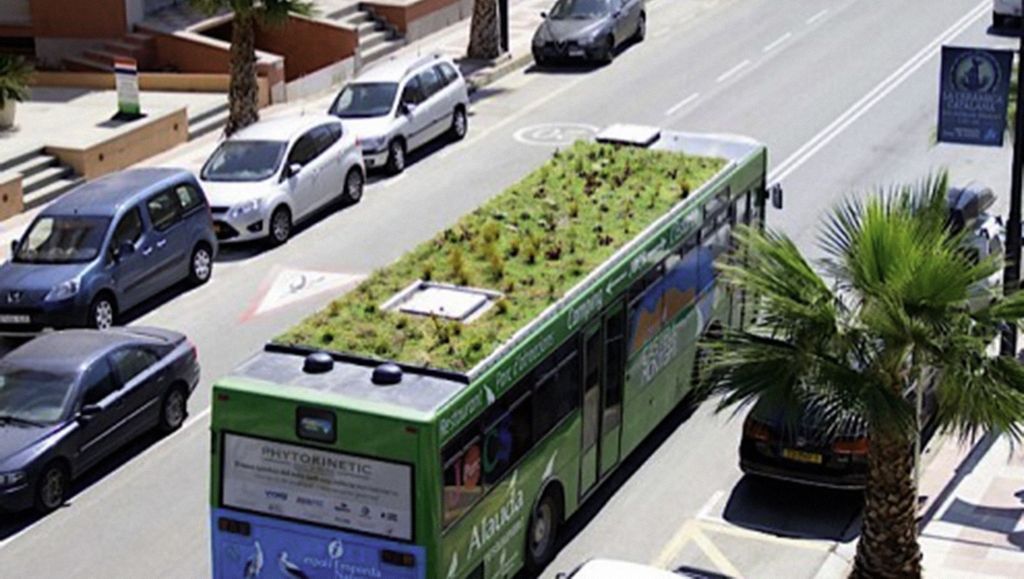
<box><xmin>211</xmin><ymin>508</ymin><xmax>426</xmax><ymax>579</ymax></box>
<box><xmin>938</xmin><ymin>46</ymin><xmax>1014</xmax><ymax>147</ymax></box>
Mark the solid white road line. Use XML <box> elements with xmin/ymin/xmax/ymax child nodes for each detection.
<box><xmin>769</xmin><ymin>0</ymin><xmax>988</xmax><ymax>183</ymax></box>
<box><xmin>716</xmin><ymin>60</ymin><xmax>752</xmax><ymax>83</ymax></box>
<box><xmin>806</xmin><ymin>9</ymin><xmax>829</xmax><ymax>25</ymax></box>
<box><xmin>763</xmin><ymin>32</ymin><xmax>793</xmax><ymax>53</ymax></box>
<box><xmin>666</xmin><ymin>93</ymin><xmax>700</xmax><ymax>116</ymax></box>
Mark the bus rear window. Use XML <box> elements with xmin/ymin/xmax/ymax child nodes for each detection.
<box><xmin>220</xmin><ymin>433</ymin><xmax>414</xmax><ymax>540</ymax></box>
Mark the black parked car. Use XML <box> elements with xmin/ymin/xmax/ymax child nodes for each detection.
<box><xmin>0</xmin><ymin>328</ymin><xmax>199</xmax><ymax>514</ymax></box>
<box><xmin>739</xmin><ymin>380</ymin><xmax>938</xmax><ymax>490</ymax></box>
<box><xmin>532</xmin><ymin>0</ymin><xmax>646</xmax><ymax>65</ymax></box>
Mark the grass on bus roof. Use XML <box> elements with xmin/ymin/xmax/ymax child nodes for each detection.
<box><xmin>276</xmin><ymin>141</ymin><xmax>724</xmax><ymax>372</ymax></box>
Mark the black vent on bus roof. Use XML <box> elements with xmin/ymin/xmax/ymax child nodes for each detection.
<box><xmin>303</xmin><ymin>352</ymin><xmax>334</xmax><ymax>374</ymax></box>
<box><xmin>372</xmin><ymin>363</ymin><xmax>403</xmax><ymax>386</ymax></box>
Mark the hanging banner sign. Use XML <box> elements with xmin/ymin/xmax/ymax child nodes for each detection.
<box><xmin>114</xmin><ymin>57</ymin><xmax>141</xmax><ymax>117</ymax></box>
<box><xmin>938</xmin><ymin>46</ymin><xmax>1013</xmax><ymax>147</ymax></box>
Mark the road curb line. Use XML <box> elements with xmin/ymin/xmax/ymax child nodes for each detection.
<box><xmin>467</xmin><ymin>52</ymin><xmax>535</xmax><ymax>94</ymax></box>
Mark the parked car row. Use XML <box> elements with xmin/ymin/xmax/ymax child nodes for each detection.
<box><xmin>0</xmin><ymin>53</ymin><xmax>468</xmax><ymax>335</ymax></box>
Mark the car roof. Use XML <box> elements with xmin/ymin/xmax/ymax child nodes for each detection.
<box><xmin>4</xmin><ymin>328</ymin><xmax>174</xmax><ymax>373</ymax></box>
<box><xmin>573</xmin><ymin>560</ymin><xmax>681</xmax><ymax>578</ymax></box>
<box><xmin>45</xmin><ymin>168</ymin><xmax>192</xmax><ymax>217</ymax></box>
<box><xmin>355</xmin><ymin>53</ymin><xmax>452</xmax><ymax>83</ymax></box>
<box><xmin>228</xmin><ymin>114</ymin><xmax>341</xmax><ymax>142</ymax></box>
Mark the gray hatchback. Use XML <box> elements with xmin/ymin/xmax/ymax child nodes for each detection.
<box><xmin>0</xmin><ymin>168</ymin><xmax>217</xmax><ymax>333</ymax></box>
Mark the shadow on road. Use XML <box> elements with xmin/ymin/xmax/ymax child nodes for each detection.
<box><xmin>0</xmin><ymin>427</ymin><xmax>174</xmax><ymax>542</ymax></box>
<box><xmin>722</xmin><ymin>476</ymin><xmax>862</xmax><ymax>543</ymax></box>
<box><xmin>521</xmin><ymin>399</ymin><xmax>702</xmax><ymax>578</ymax></box>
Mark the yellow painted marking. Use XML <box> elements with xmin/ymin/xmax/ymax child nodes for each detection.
<box><xmin>697</xmin><ymin>518</ymin><xmax>831</xmax><ymax>552</ymax></box>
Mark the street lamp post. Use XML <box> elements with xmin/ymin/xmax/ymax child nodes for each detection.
<box><xmin>1000</xmin><ymin>19</ymin><xmax>1024</xmax><ymax>357</ymax></box>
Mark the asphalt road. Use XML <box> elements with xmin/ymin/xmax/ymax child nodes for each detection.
<box><xmin>0</xmin><ymin>0</ymin><xmax>1013</xmax><ymax>577</ymax></box>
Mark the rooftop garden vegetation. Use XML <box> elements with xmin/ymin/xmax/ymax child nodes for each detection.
<box><xmin>277</xmin><ymin>141</ymin><xmax>725</xmax><ymax>371</ymax></box>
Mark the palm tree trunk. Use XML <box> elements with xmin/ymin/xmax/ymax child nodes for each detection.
<box><xmin>226</xmin><ymin>10</ymin><xmax>259</xmax><ymax>136</ymax></box>
<box><xmin>850</xmin><ymin>430</ymin><xmax>922</xmax><ymax>578</ymax></box>
<box><xmin>467</xmin><ymin>0</ymin><xmax>500</xmax><ymax>60</ymax></box>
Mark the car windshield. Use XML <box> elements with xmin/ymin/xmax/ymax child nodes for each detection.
<box><xmin>0</xmin><ymin>364</ymin><xmax>77</xmax><ymax>424</ymax></box>
<box><xmin>201</xmin><ymin>140</ymin><xmax>287</xmax><ymax>182</ymax></box>
<box><xmin>331</xmin><ymin>82</ymin><xmax>399</xmax><ymax>118</ymax></box>
<box><xmin>550</xmin><ymin>0</ymin><xmax>610</xmax><ymax>19</ymax></box>
<box><xmin>15</xmin><ymin>215</ymin><xmax>110</xmax><ymax>264</ymax></box>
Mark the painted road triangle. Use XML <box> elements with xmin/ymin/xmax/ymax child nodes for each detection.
<box><xmin>246</xmin><ymin>268</ymin><xmax>363</xmax><ymax>319</ymax></box>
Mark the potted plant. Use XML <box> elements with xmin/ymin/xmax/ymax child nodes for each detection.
<box><xmin>0</xmin><ymin>55</ymin><xmax>32</xmax><ymax>130</ymax></box>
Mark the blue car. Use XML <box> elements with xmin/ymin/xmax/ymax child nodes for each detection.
<box><xmin>0</xmin><ymin>168</ymin><xmax>217</xmax><ymax>333</ymax></box>
<box><xmin>0</xmin><ymin>328</ymin><xmax>200</xmax><ymax>514</ymax></box>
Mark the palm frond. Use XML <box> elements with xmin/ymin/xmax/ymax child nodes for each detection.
<box><xmin>936</xmin><ymin>354</ymin><xmax>1024</xmax><ymax>442</ymax></box>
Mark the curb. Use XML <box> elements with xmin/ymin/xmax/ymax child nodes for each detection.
<box><xmin>466</xmin><ymin>51</ymin><xmax>535</xmax><ymax>94</ymax></box>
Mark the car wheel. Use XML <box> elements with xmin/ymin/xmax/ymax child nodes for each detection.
<box><xmin>524</xmin><ymin>491</ymin><xmax>561</xmax><ymax>573</ymax></box>
<box><xmin>533</xmin><ymin>50</ymin><xmax>547</xmax><ymax>68</ymax></box>
<box><xmin>89</xmin><ymin>295</ymin><xmax>116</xmax><ymax>330</ymax></box>
<box><xmin>449</xmin><ymin>107</ymin><xmax>468</xmax><ymax>141</ymax></box>
<box><xmin>600</xmin><ymin>35</ymin><xmax>615</xmax><ymax>64</ymax></box>
<box><xmin>385</xmin><ymin>139</ymin><xmax>406</xmax><ymax>175</ymax></box>
<box><xmin>188</xmin><ymin>243</ymin><xmax>213</xmax><ymax>285</ymax></box>
<box><xmin>341</xmin><ymin>167</ymin><xmax>364</xmax><ymax>205</ymax></box>
<box><xmin>158</xmin><ymin>385</ymin><xmax>188</xmax><ymax>434</ymax></box>
<box><xmin>268</xmin><ymin>206</ymin><xmax>292</xmax><ymax>246</ymax></box>
<box><xmin>34</xmin><ymin>462</ymin><xmax>68</xmax><ymax>514</ymax></box>
<box><xmin>635</xmin><ymin>12</ymin><xmax>646</xmax><ymax>42</ymax></box>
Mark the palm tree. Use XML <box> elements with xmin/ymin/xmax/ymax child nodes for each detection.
<box><xmin>701</xmin><ymin>174</ymin><xmax>1024</xmax><ymax>577</ymax></box>
<box><xmin>468</xmin><ymin>0</ymin><xmax>501</xmax><ymax>60</ymax></box>
<box><xmin>190</xmin><ymin>0</ymin><xmax>311</xmax><ymax>135</ymax></box>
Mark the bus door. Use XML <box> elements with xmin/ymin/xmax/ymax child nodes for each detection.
<box><xmin>579</xmin><ymin>298</ymin><xmax>627</xmax><ymax>498</ymax></box>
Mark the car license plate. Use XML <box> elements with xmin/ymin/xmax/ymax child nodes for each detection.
<box><xmin>782</xmin><ymin>449</ymin><xmax>823</xmax><ymax>464</ymax></box>
<box><xmin>568</xmin><ymin>47</ymin><xmax>585</xmax><ymax>57</ymax></box>
<box><xmin>0</xmin><ymin>314</ymin><xmax>30</xmax><ymax>324</ymax></box>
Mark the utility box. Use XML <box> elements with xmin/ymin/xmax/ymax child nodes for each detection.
<box><xmin>0</xmin><ymin>172</ymin><xmax>24</xmax><ymax>221</ymax></box>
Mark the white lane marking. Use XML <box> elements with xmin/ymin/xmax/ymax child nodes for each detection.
<box><xmin>806</xmin><ymin>9</ymin><xmax>828</xmax><ymax>25</ymax></box>
<box><xmin>696</xmin><ymin>489</ymin><xmax>725</xmax><ymax>520</ymax></box>
<box><xmin>716</xmin><ymin>59</ymin><xmax>751</xmax><ymax>83</ymax></box>
<box><xmin>665</xmin><ymin>92</ymin><xmax>700</xmax><ymax>116</ymax></box>
<box><xmin>763</xmin><ymin>32</ymin><xmax>793</xmax><ymax>53</ymax></box>
<box><xmin>0</xmin><ymin>405</ymin><xmax>212</xmax><ymax>552</ymax></box>
<box><xmin>770</xmin><ymin>0</ymin><xmax>988</xmax><ymax>183</ymax></box>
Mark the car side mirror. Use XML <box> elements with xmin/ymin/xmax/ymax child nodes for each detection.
<box><xmin>613</xmin><ymin>9</ymin><xmax>622</xmax><ymax>17</ymax></box>
<box><xmin>540</xmin><ymin>10</ymin><xmax>547</xmax><ymax>18</ymax></box>
<box><xmin>401</xmin><ymin>101</ymin><xmax>417</xmax><ymax>115</ymax></box>
<box><xmin>769</xmin><ymin>183</ymin><xmax>784</xmax><ymax>210</ymax></box>
<box><xmin>79</xmin><ymin>404</ymin><xmax>102</xmax><ymax>421</ymax></box>
<box><xmin>286</xmin><ymin>162</ymin><xmax>303</xmax><ymax>178</ymax></box>
<box><xmin>113</xmin><ymin>241</ymin><xmax>135</xmax><ymax>261</ymax></box>
<box><xmin>9</xmin><ymin>239</ymin><xmax>17</xmax><ymax>257</ymax></box>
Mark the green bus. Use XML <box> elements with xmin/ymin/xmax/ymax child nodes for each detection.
<box><xmin>209</xmin><ymin>125</ymin><xmax>777</xmax><ymax>579</ymax></box>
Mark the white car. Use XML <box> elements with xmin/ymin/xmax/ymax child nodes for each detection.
<box><xmin>558</xmin><ymin>559</ymin><xmax>682</xmax><ymax>579</ymax></box>
<box><xmin>199</xmin><ymin>115</ymin><xmax>365</xmax><ymax>245</ymax></box>
<box><xmin>994</xmin><ymin>0</ymin><xmax>1022</xmax><ymax>27</ymax></box>
<box><xmin>329</xmin><ymin>53</ymin><xmax>469</xmax><ymax>174</ymax></box>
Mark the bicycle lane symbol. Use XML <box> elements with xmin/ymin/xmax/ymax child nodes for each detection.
<box><xmin>513</xmin><ymin>123</ymin><xmax>600</xmax><ymax>147</ymax></box>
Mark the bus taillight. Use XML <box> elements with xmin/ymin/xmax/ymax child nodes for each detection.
<box><xmin>381</xmin><ymin>550</ymin><xmax>416</xmax><ymax>567</ymax></box>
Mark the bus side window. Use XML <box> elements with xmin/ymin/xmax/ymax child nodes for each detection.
<box><xmin>532</xmin><ymin>341</ymin><xmax>581</xmax><ymax>440</ymax></box>
<box><xmin>482</xmin><ymin>388</ymin><xmax>532</xmax><ymax>485</ymax></box>
<box><xmin>441</xmin><ymin>432</ymin><xmax>485</xmax><ymax>528</ymax></box>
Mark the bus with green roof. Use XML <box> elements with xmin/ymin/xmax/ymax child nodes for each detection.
<box><xmin>209</xmin><ymin>124</ymin><xmax>779</xmax><ymax>579</ymax></box>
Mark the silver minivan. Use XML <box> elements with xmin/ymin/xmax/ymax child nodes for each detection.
<box><xmin>329</xmin><ymin>53</ymin><xmax>470</xmax><ymax>174</ymax></box>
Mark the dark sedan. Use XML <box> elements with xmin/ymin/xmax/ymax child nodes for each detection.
<box><xmin>0</xmin><ymin>327</ymin><xmax>199</xmax><ymax>514</ymax></box>
<box><xmin>532</xmin><ymin>0</ymin><xmax>645</xmax><ymax>65</ymax></box>
<box><xmin>739</xmin><ymin>382</ymin><xmax>937</xmax><ymax>490</ymax></box>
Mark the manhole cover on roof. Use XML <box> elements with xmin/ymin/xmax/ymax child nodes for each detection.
<box><xmin>382</xmin><ymin>281</ymin><xmax>502</xmax><ymax>323</ymax></box>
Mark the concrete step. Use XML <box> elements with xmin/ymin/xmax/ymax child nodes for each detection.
<box><xmin>355</xmin><ymin>21</ymin><xmax>379</xmax><ymax>35</ymax></box>
<box><xmin>338</xmin><ymin>12</ymin><xmax>372</xmax><ymax>27</ymax></box>
<box><xmin>324</xmin><ymin>3</ymin><xmax>361</xmax><ymax>20</ymax></box>
<box><xmin>359</xmin><ymin>39</ymin><xmax>405</xmax><ymax>67</ymax></box>
<box><xmin>83</xmin><ymin>49</ymin><xmax>122</xmax><ymax>65</ymax></box>
<box><xmin>23</xmin><ymin>177</ymin><xmax>84</xmax><ymax>210</ymax></box>
<box><xmin>23</xmin><ymin>165</ymin><xmax>74</xmax><ymax>194</ymax></box>
<box><xmin>189</xmin><ymin>101</ymin><xmax>229</xmax><ymax>125</ymax></box>
<box><xmin>0</xmin><ymin>148</ymin><xmax>46</xmax><ymax>173</ymax></box>
<box><xmin>7</xmin><ymin>154</ymin><xmax>57</xmax><ymax>178</ymax></box>
<box><xmin>188</xmin><ymin>108</ymin><xmax>229</xmax><ymax>140</ymax></box>
<box><xmin>64</xmin><ymin>55</ymin><xmax>113</xmax><ymax>72</ymax></box>
<box><xmin>125</xmin><ymin>32</ymin><xmax>155</xmax><ymax>45</ymax></box>
<box><xmin>102</xmin><ymin>40</ymin><xmax>146</xmax><ymax>57</ymax></box>
<box><xmin>359</xmin><ymin>30</ymin><xmax>392</xmax><ymax>52</ymax></box>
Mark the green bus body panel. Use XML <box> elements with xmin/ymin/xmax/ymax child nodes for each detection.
<box><xmin>210</xmin><ymin>134</ymin><xmax>767</xmax><ymax>579</ymax></box>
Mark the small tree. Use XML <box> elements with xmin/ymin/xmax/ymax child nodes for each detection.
<box><xmin>702</xmin><ymin>175</ymin><xmax>1024</xmax><ymax>578</ymax></box>
<box><xmin>0</xmin><ymin>55</ymin><xmax>32</xmax><ymax>108</ymax></box>
<box><xmin>190</xmin><ymin>0</ymin><xmax>311</xmax><ymax>135</ymax></box>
